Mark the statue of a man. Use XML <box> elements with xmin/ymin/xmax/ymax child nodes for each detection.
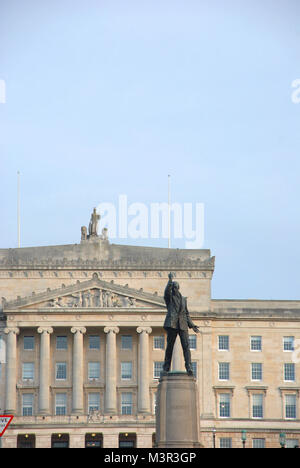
<box><xmin>162</xmin><ymin>272</ymin><xmax>200</xmax><ymax>376</ymax></box>
<box><xmin>88</xmin><ymin>208</ymin><xmax>100</xmax><ymax>237</ymax></box>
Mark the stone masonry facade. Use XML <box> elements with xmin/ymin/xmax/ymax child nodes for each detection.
<box><xmin>0</xmin><ymin>218</ymin><xmax>299</xmax><ymax>448</ymax></box>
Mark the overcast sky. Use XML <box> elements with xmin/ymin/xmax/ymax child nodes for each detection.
<box><xmin>1</xmin><ymin>0</ymin><xmax>300</xmax><ymax>300</ymax></box>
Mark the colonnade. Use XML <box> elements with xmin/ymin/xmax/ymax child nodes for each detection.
<box><xmin>3</xmin><ymin>325</ymin><xmax>181</xmax><ymax>415</ymax></box>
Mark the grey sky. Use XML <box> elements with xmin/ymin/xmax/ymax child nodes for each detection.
<box><xmin>1</xmin><ymin>0</ymin><xmax>300</xmax><ymax>299</ymax></box>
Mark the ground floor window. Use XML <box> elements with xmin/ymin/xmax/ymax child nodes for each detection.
<box><xmin>17</xmin><ymin>434</ymin><xmax>35</xmax><ymax>448</ymax></box>
<box><xmin>85</xmin><ymin>433</ymin><xmax>103</xmax><ymax>448</ymax></box>
<box><xmin>119</xmin><ymin>433</ymin><xmax>136</xmax><ymax>448</ymax></box>
<box><xmin>286</xmin><ymin>439</ymin><xmax>299</xmax><ymax>448</ymax></box>
<box><xmin>252</xmin><ymin>438</ymin><xmax>265</xmax><ymax>448</ymax></box>
<box><xmin>51</xmin><ymin>433</ymin><xmax>69</xmax><ymax>448</ymax></box>
<box><xmin>219</xmin><ymin>437</ymin><xmax>232</xmax><ymax>448</ymax></box>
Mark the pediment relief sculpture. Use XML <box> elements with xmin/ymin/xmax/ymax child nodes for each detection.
<box><xmin>47</xmin><ymin>288</ymin><xmax>139</xmax><ymax>308</ymax></box>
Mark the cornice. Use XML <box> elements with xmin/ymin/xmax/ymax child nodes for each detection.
<box><xmin>2</xmin><ymin>273</ymin><xmax>166</xmax><ymax>311</ymax></box>
<box><xmin>0</xmin><ymin>244</ymin><xmax>215</xmax><ymax>271</ymax></box>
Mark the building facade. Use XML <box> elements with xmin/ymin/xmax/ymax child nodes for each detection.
<box><xmin>0</xmin><ymin>219</ymin><xmax>300</xmax><ymax>448</ymax></box>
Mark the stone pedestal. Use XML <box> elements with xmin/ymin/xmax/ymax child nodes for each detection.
<box><xmin>156</xmin><ymin>372</ymin><xmax>201</xmax><ymax>448</ymax></box>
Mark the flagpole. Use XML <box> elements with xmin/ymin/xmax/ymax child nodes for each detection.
<box><xmin>168</xmin><ymin>174</ymin><xmax>171</xmax><ymax>248</ymax></box>
<box><xmin>17</xmin><ymin>171</ymin><xmax>20</xmax><ymax>248</ymax></box>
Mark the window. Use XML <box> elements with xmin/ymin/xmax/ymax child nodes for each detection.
<box><xmin>85</xmin><ymin>433</ymin><xmax>103</xmax><ymax>448</ymax></box>
<box><xmin>119</xmin><ymin>433</ymin><xmax>136</xmax><ymax>448</ymax></box>
<box><xmin>24</xmin><ymin>336</ymin><xmax>34</xmax><ymax>350</ymax></box>
<box><xmin>88</xmin><ymin>362</ymin><xmax>100</xmax><ymax>380</ymax></box>
<box><xmin>283</xmin><ymin>337</ymin><xmax>294</xmax><ymax>351</ymax></box>
<box><xmin>285</xmin><ymin>394</ymin><xmax>297</xmax><ymax>419</ymax></box>
<box><xmin>22</xmin><ymin>362</ymin><xmax>34</xmax><ymax>380</ymax></box>
<box><xmin>56</xmin><ymin>362</ymin><xmax>67</xmax><ymax>380</ymax></box>
<box><xmin>17</xmin><ymin>434</ymin><xmax>35</xmax><ymax>448</ymax></box>
<box><xmin>189</xmin><ymin>335</ymin><xmax>197</xmax><ymax>350</ymax></box>
<box><xmin>121</xmin><ymin>335</ymin><xmax>132</xmax><ymax>350</ymax></box>
<box><xmin>252</xmin><ymin>438</ymin><xmax>265</xmax><ymax>448</ymax></box>
<box><xmin>286</xmin><ymin>439</ymin><xmax>299</xmax><ymax>448</ymax></box>
<box><xmin>121</xmin><ymin>392</ymin><xmax>133</xmax><ymax>415</ymax></box>
<box><xmin>119</xmin><ymin>440</ymin><xmax>135</xmax><ymax>448</ymax></box>
<box><xmin>218</xmin><ymin>336</ymin><xmax>229</xmax><ymax>351</ymax></box>
<box><xmin>219</xmin><ymin>393</ymin><xmax>230</xmax><ymax>418</ymax></box>
<box><xmin>252</xmin><ymin>394</ymin><xmax>263</xmax><ymax>419</ymax></box>
<box><xmin>121</xmin><ymin>362</ymin><xmax>132</xmax><ymax>380</ymax></box>
<box><xmin>251</xmin><ymin>363</ymin><xmax>262</xmax><ymax>381</ymax></box>
<box><xmin>251</xmin><ymin>336</ymin><xmax>262</xmax><ymax>351</ymax></box>
<box><xmin>284</xmin><ymin>363</ymin><xmax>295</xmax><ymax>381</ymax></box>
<box><xmin>220</xmin><ymin>438</ymin><xmax>232</xmax><ymax>448</ymax></box>
<box><xmin>88</xmin><ymin>393</ymin><xmax>100</xmax><ymax>413</ymax></box>
<box><xmin>55</xmin><ymin>393</ymin><xmax>67</xmax><ymax>415</ymax></box>
<box><xmin>153</xmin><ymin>362</ymin><xmax>164</xmax><ymax>379</ymax></box>
<box><xmin>153</xmin><ymin>336</ymin><xmax>165</xmax><ymax>350</ymax></box>
<box><xmin>219</xmin><ymin>362</ymin><xmax>230</xmax><ymax>380</ymax></box>
<box><xmin>56</xmin><ymin>336</ymin><xmax>68</xmax><ymax>350</ymax></box>
<box><xmin>22</xmin><ymin>393</ymin><xmax>34</xmax><ymax>416</ymax></box>
<box><xmin>51</xmin><ymin>434</ymin><xmax>69</xmax><ymax>448</ymax></box>
<box><xmin>191</xmin><ymin>362</ymin><xmax>197</xmax><ymax>378</ymax></box>
<box><xmin>89</xmin><ymin>335</ymin><xmax>100</xmax><ymax>350</ymax></box>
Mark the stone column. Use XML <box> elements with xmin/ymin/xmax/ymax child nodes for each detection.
<box><xmin>137</xmin><ymin>327</ymin><xmax>152</xmax><ymax>413</ymax></box>
<box><xmin>4</xmin><ymin>327</ymin><xmax>20</xmax><ymax>414</ymax></box>
<box><xmin>104</xmin><ymin>326</ymin><xmax>119</xmax><ymax>414</ymax></box>
<box><xmin>71</xmin><ymin>327</ymin><xmax>86</xmax><ymax>414</ymax></box>
<box><xmin>37</xmin><ymin>327</ymin><xmax>53</xmax><ymax>415</ymax></box>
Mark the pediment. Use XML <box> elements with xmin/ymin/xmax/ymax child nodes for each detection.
<box><xmin>2</xmin><ymin>273</ymin><xmax>166</xmax><ymax>311</ymax></box>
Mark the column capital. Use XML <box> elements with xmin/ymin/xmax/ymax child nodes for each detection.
<box><xmin>137</xmin><ymin>327</ymin><xmax>152</xmax><ymax>335</ymax></box>
<box><xmin>71</xmin><ymin>327</ymin><xmax>86</xmax><ymax>335</ymax></box>
<box><xmin>104</xmin><ymin>326</ymin><xmax>119</xmax><ymax>334</ymax></box>
<box><xmin>4</xmin><ymin>327</ymin><xmax>19</xmax><ymax>335</ymax></box>
<box><xmin>37</xmin><ymin>327</ymin><xmax>53</xmax><ymax>335</ymax></box>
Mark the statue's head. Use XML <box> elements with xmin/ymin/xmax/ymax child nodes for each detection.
<box><xmin>172</xmin><ymin>281</ymin><xmax>180</xmax><ymax>294</ymax></box>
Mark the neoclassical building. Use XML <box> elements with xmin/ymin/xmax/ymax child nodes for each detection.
<box><xmin>0</xmin><ymin>213</ymin><xmax>300</xmax><ymax>448</ymax></box>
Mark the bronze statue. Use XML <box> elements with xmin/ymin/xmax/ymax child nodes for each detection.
<box><xmin>162</xmin><ymin>272</ymin><xmax>200</xmax><ymax>376</ymax></box>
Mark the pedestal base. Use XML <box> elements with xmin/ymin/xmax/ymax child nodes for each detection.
<box><xmin>155</xmin><ymin>371</ymin><xmax>201</xmax><ymax>448</ymax></box>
